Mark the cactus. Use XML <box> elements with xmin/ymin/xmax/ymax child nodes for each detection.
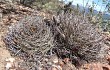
<box><xmin>50</xmin><ymin>12</ymin><xmax>109</xmax><ymax>63</ymax></box>
<box><xmin>4</xmin><ymin>15</ymin><xmax>54</xmax><ymax>59</ymax></box>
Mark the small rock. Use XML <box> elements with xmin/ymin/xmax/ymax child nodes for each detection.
<box><xmin>5</xmin><ymin>62</ymin><xmax>12</xmax><ymax>70</ymax></box>
<box><xmin>49</xmin><ymin>55</ymin><xmax>58</xmax><ymax>64</ymax></box>
<box><xmin>6</xmin><ymin>58</ymin><xmax>15</xmax><ymax>62</ymax></box>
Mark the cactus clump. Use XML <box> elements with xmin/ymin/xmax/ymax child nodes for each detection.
<box><xmin>3</xmin><ymin>11</ymin><xmax>109</xmax><ymax>69</ymax></box>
